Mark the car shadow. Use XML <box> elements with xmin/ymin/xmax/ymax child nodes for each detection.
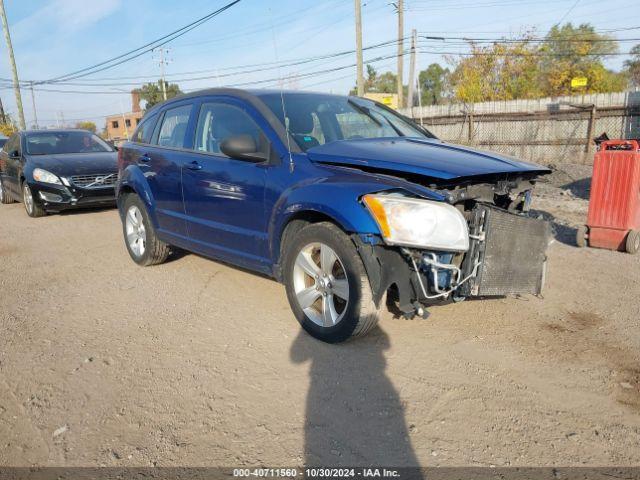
<box><xmin>290</xmin><ymin>328</ymin><xmax>421</xmax><ymax>468</ymax></box>
<box><xmin>561</xmin><ymin>177</ymin><xmax>591</xmax><ymax>200</ymax></box>
<box><xmin>530</xmin><ymin>209</ymin><xmax>578</xmax><ymax>247</ymax></box>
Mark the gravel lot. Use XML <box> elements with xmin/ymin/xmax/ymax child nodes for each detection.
<box><xmin>1</xmin><ymin>164</ymin><xmax>639</xmax><ymax>467</ymax></box>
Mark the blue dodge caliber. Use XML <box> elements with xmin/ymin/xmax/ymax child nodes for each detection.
<box><xmin>117</xmin><ymin>88</ymin><xmax>551</xmax><ymax>343</ymax></box>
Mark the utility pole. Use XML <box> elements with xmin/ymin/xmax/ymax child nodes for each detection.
<box><xmin>0</xmin><ymin>0</ymin><xmax>25</xmax><ymax>130</ymax></box>
<box><xmin>0</xmin><ymin>96</ymin><xmax>6</xmax><ymax>124</ymax></box>
<box><xmin>407</xmin><ymin>29</ymin><xmax>417</xmax><ymax>111</ymax></box>
<box><xmin>154</xmin><ymin>47</ymin><xmax>171</xmax><ymax>101</ymax></box>
<box><xmin>29</xmin><ymin>81</ymin><xmax>38</xmax><ymax>129</ymax></box>
<box><xmin>354</xmin><ymin>0</ymin><xmax>364</xmax><ymax>97</ymax></box>
<box><xmin>395</xmin><ymin>0</ymin><xmax>404</xmax><ymax>109</ymax></box>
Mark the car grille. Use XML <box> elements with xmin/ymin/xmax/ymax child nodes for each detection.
<box><xmin>473</xmin><ymin>206</ymin><xmax>551</xmax><ymax>296</ymax></box>
<box><xmin>70</xmin><ymin>173</ymin><xmax>117</xmax><ymax>189</ymax></box>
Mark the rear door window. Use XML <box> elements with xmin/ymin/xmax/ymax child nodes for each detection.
<box><xmin>156</xmin><ymin>105</ymin><xmax>192</xmax><ymax>148</ymax></box>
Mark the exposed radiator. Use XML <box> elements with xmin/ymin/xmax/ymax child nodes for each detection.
<box><xmin>473</xmin><ymin>206</ymin><xmax>551</xmax><ymax>296</ymax></box>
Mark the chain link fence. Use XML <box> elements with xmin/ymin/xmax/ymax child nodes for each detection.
<box><xmin>401</xmin><ymin>91</ymin><xmax>640</xmax><ymax>165</ymax></box>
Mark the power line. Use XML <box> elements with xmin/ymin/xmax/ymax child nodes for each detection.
<box><xmin>417</xmin><ymin>48</ymin><xmax>637</xmax><ymax>57</ymax></box>
<box><xmin>553</xmin><ymin>0</ymin><xmax>581</xmax><ymax>27</ymax></box>
<box><xmin>37</xmin><ymin>0</ymin><xmax>242</xmax><ymax>85</ymax></box>
<box><xmin>2</xmin><ymin>38</ymin><xmax>405</xmax><ymax>88</ymax></box>
<box><xmin>420</xmin><ymin>34</ymin><xmax>640</xmax><ymax>43</ymax></box>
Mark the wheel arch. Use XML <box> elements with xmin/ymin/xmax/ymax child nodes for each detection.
<box><xmin>272</xmin><ymin>208</ymin><xmax>370</xmax><ymax>281</ymax></box>
<box><xmin>116</xmin><ymin>166</ymin><xmax>159</xmax><ymax>227</ymax></box>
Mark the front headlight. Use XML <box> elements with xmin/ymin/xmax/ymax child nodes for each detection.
<box><xmin>363</xmin><ymin>193</ymin><xmax>469</xmax><ymax>251</ymax></box>
<box><xmin>32</xmin><ymin>168</ymin><xmax>62</xmax><ymax>185</ymax></box>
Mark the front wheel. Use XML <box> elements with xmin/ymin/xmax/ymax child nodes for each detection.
<box><xmin>283</xmin><ymin>222</ymin><xmax>380</xmax><ymax>343</ymax></box>
<box><xmin>23</xmin><ymin>183</ymin><xmax>45</xmax><ymax>217</ymax></box>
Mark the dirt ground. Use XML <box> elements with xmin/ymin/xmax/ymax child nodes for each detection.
<box><xmin>0</xmin><ymin>163</ymin><xmax>639</xmax><ymax>468</ymax></box>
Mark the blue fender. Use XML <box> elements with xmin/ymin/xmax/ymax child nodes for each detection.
<box><xmin>116</xmin><ymin>165</ymin><xmax>160</xmax><ymax>229</ymax></box>
<box><xmin>268</xmin><ymin>179</ymin><xmax>379</xmax><ymax>262</ymax></box>
<box><xmin>267</xmin><ymin>171</ymin><xmax>442</xmax><ymax>264</ymax></box>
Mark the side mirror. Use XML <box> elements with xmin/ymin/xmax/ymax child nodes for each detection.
<box><xmin>219</xmin><ymin>135</ymin><xmax>268</xmax><ymax>163</ymax></box>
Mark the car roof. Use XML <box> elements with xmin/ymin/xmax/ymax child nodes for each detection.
<box><xmin>21</xmin><ymin>129</ymin><xmax>93</xmax><ymax>135</ymax></box>
<box><xmin>145</xmin><ymin>88</ymin><xmax>314</xmax><ymax>154</ymax></box>
<box><xmin>145</xmin><ymin>88</ymin><xmax>346</xmax><ymax>114</ymax></box>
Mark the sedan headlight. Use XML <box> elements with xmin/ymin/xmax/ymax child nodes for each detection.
<box><xmin>363</xmin><ymin>193</ymin><xmax>469</xmax><ymax>251</ymax></box>
<box><xmin>32</xmin><ymin>168</ymin><xmax>62</xmax><ymax>185</ymax></box>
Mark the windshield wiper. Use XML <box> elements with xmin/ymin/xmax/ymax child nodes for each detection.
<box><xmin>380</xmin><ymin>115</ymin><xmax>405</xmax><ymax>137</ymax></box>
<box><xmin>347</xmin><ymin>99</ymin><xmax>405</xmax><ymax>137</ymax></box>
<box><xmin>347</xmin><ymin>99</ymin><xmax>382</xmax><ymax>127</ymax></box>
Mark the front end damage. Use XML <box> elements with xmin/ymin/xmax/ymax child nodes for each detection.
<box><xmin>355</xmin><ymin>173</ymin><xmax>552</xmax><ymax>318</ymax></box>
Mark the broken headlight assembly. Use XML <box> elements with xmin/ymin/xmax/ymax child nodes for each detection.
<box><xmin>362</xmin><ymin>192</ymin><xmax>469</xmax><ymax>252</ymax></box>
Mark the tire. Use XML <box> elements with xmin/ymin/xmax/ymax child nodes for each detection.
<box><xmin>122</xmin><ymin>194</ymin><xmax>170</xmax><ymax>266</ymax></box>
<box><xmin>626</xmin><ymin>230</ymin><xmax>640</xmax><ymax>254</ymax></box>
<box><xmin>283</xmin><ymin>222</ymin><xmax>380</xmax><ymax>343</ymax></box>
<box><xmin>22</xmin><ymin>182</ymin><xmax>45</xmax><ymax>218</ymax></box>
<box><xmin>0</xmin><ymin>176</ymin><xmax>15</xmax><ymax>204</ymax></box>
<box><xmin>576</xmin><ymin>225</ymin><xmax>588</xmax><ymax>248</ymax></box>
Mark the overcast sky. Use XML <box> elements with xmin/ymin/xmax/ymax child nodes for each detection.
<box><xmin>0</xmin><ymin>0</ymin><xmax>638</xmax><ymax>129</ymax></box>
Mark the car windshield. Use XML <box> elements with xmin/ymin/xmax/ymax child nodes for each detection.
<box><xmin>259</xmin><ymin>93</ymin><xmax>435</xmax><ymax>151</ymax></box>
<box><xmin>25</xmin><ymin>131</ymin><xmax>113</xmax><ymax>155</ymax></box>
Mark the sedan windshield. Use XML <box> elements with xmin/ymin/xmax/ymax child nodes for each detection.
<box><xmin>25</xmin><ymin>131</ymin><xmax>113</xmax><ymax>155</ymax></box>
<box><xmin>259</xmin><ymin>92</ymin><xmax>435</xmax><ymax>151</ymax></box>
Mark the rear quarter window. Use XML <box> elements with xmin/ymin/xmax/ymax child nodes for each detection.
<box><xmin>156</xmin><ymin>105</ymin><xmax>192</xmax><ymax>148</ymax></box>
<box><xmin>132</xmin><ymin>114</ymin><xmax>158</xmax><ymax>144</ymax></box>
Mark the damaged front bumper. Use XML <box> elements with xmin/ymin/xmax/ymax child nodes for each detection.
<box><xmin>355</xmin><ymin>205</ymin><xmax>551</xmax><ymax>317</ymax></box>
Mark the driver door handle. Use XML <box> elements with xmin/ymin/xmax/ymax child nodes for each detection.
<box><xmin>138</xmin><ymin>154</ymin><xmax>151</xmax><ymax>164</ymax></box>
<box><xmin>186</xmin><ymin>161</ymin><xmax>202</xmax><ymax>171</ymax></box>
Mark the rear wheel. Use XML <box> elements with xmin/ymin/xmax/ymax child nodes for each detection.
<box><xmin>22</xmin><ymin>183</ymin><xmax>45</xmax><ymax>217</ymax></box>
<box><xmin>122</xmin><ymin>194</ymin><xmax>170</xmax><ymax>266</ymax></box>
<box><xmin>576</xmin><ymin>225</ymin><xmax>588</xmax><ymax>248</ymax></box>
<box><xmin>626</xmin><ymin>230</ymin><xmax>640</xmax><ymax>254</ymax></box>
<box><xmin>0</xmin><ymin>177</ymin><xmax>15</xmax><ymax>204</ymax></box>
<box><xmin>283</xmin><ymin>222</ymin><xmax>380</xmax><ymax>343</ymax></box>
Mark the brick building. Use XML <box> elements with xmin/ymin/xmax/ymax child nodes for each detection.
<box><xmin>105</xmin><ymin>91</ymin><xmax>144</xmax><ymax>143</ymax></box>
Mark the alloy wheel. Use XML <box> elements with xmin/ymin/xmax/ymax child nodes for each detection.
<box><xmin>125</xmin><ymin>205</ymin><xmax>147</xmax><ymax>258</ymax></box>
<box><xmin>292</xmin><ymin>242</ymin><xmax>350</xmax><ymax>327</ymax></box>
<box><xmin>23</xmin><ymin>184</ymin><xmax>34</xmax><ymax>215</ymax></box>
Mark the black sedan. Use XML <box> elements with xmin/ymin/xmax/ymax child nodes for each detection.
<box><xmin>0</xmin><ymin>129</ymin><xmax>118</xmax><ymax>217</ymax></box>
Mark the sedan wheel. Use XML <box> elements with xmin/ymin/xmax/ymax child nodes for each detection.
<box><xmin>23</xmin><ymin>184</ymin><xmax>34</xmax><ymax>214</ymax></box>
<box><xmin>22</xmin><ymin>183</ymin><xmax>44</xmax><ymax>217</ymax></box>
<box><xmin>125</xmin><ymin>205</ymin><xmax>147</xmax><ymax>258</ymax></box>
<box><xmin>292</xmin><ymin>242</ymin><xmax>350</xmax><ymax>327</ymax></box>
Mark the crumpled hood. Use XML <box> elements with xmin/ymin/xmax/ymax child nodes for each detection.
<box><xmin>27</xmin><ymin>152</ymin><xmax>118</xmax><ymax>177</ymax></box>
<box><xmin>306</xmin><ymin>137</ymin><xmax>550</xmax><ymax>181</ymax></box>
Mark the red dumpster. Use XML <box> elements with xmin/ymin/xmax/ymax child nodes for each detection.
<box><xmin>577</xmin><ymin>140</ymin><xmax>640</xmax><ymax>254</ymax></box>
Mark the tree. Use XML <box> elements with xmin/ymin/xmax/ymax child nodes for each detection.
<box><xmin>134</xmin><ymin>80</ymin><xmax>182</xmax><ymax>110</ymax></box>
<box><xmin>447</xmin><ymin>23</ymin><xmax>627</xmax><ymax>103</ymax></box>
<box><xmin>351</xmin><ymin>65</ymin><xmax>398</xmax><ymax>95</ymax></box>
<box><xmin>75</xmin><ymin>121</ymin><xmax>97</xmax><ymax>133</ymax></box>
<box><xmin>419</xmin><ymin>63</ymin><xmax>451</xmax><ymax>105</ymax></box>
<box><xmin>539</xmin><ymin>23</ymin><xmax>626</xmax><ymax>96</ymax></box>
<box><xmin>449</xmin><ymin>38</ymin><xmax>542</xmax><ymax>102</ymax></box>
<box><xmin>623</xmin><ymin>44</ymin><xmax>640</xmax><ymax>88</ymax></box>
<box><xmin>0</xmin><ymin>114</ymin><xmax>17</xmax><ymax>136</ymax></box>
